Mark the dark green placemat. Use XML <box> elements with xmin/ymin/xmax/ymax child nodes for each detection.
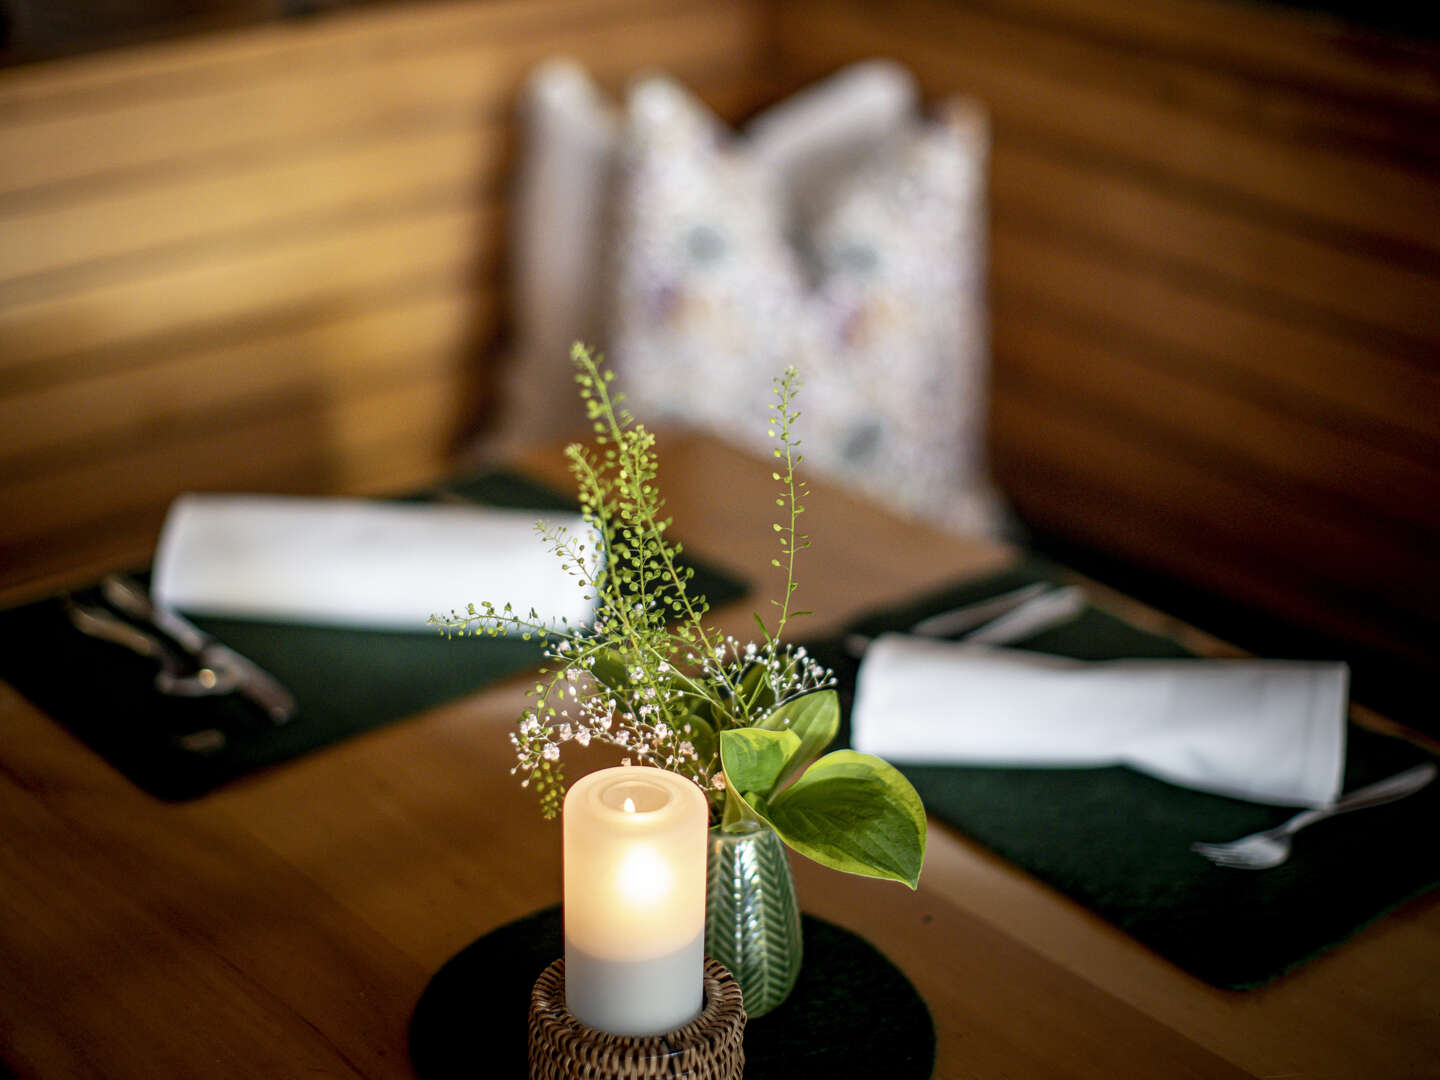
<box><xmin>0</xmin><ymin>470</ymin><xmax>747</xmax><ymax>802</ymax></box>
<box><xmin>806</xmin><ymin>558</ymin><xmax>1440</xmax><ymax>990</ymax></box>
<box><xmin>408</xmin><ymin>905</ymin><xmax>935</xmax><ymax>1079</ymax></box>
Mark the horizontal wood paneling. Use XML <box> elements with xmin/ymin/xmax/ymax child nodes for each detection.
<box><xmin>0</xmin><ymin>200</ymin><xmax>491</xmax><ymax>379</ymax></box>
<box><xmin>985</xmin><ymin>404</ymin><xmax>1440</xmax><ymax>669</ymax></box>
<box><xmin>0</xmin><ymin>1</ymin><xmax>746</xmax><ymax>194</ymax></box>
<box><xmin>991</xmin><ymin>139</ymin><xmax>1440</xmax><ymax>347</ymax></box>
<box><xmin>989</xmin><ymin>223</ymin><xmax>1440</xmax><ymax>450</ymax></box>
<box><xmin>779</xmin><ymin>0</ymin><xmax>1440</xmax><ymax>251</ymax></box>
<box><xmin>0</xmin><ymin>0</ymin><xmax>775</xmax><ymax>594</ymax></box>
<box><xmin>971</xmin><ymin>0</ymin><xmax>1440</xmax><ymax>108</ymax></box>
<box><xmin>992</xmin><ymin>305</ymin><xmax>1440</xmax><ymax>538</ymax></box>
<box><xmin>0</xmin><ymin>6</ymin><xmax>764</xmax><ymax>283</ymax></box>
<box><xmin>5</xmin><ymin>0</ymin><xmax>1437</xmax><ymax>682</ymax></box>
<box><xmin>0</xmin><ymin>126</ymin><xmax>504</xmax><ymax>287</ymax></box>
<box><xmin>776</xmin><ymin>0</ymin><xmax>1440</xmax><ymax>670</ymax></box>
<box><xmin>0</xmin><ymin>286</ymin><xmax>492</xmax><ymax>478</ymax></box>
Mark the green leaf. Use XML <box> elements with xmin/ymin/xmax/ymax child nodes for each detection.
<box><xmin>757</xmin><ymin>690</ymin><xmax>839</xmax><ymax>789</ymax></box>
<box><xmin>678</xmin><ymin>689</ymin><xmax>715</xmax><ymax>725</ymax></box>
<box><xmin>761</xmin><ymin>750</ymin><xmax>927</xmax><ymax>889</ymax></box>
<box><xmin>737</xmin><ymin>661</ymin><xmax>775</xmax><ymax>715</ymax></box>
<box><xmin>589</xmin><ymin>648</ymin><xmax>631</xmax><ymax>691</ymax></box>
<box><xmin>719</xmin><ymin>728</ymin><xmax>801</xmax><ymax>801</ymax></box>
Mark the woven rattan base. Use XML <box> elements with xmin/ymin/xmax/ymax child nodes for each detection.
<box><xmin>527</xmin><ymin>957</ymin><xmax>745</xmax><ymax>1080</ymax></box>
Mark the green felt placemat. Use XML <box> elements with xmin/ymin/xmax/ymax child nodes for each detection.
<box><xmin>806</xmin><ymin>559</ymin><xmax>1440</xmax><ymax>990</ymax></box>
<box><xmin>0</xmin><ymin>470</ymin><xmax>747</xmax><ymax>802</ymax></box>
<box><xmin>408</xmin><ymin>905</ymin><xmax>935</xmax><ymax>1079</ymax></box>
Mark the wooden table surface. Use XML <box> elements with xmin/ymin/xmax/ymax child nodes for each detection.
<box><xmin>2</xmin><ymin>433</ymin><xmax>1437</xmax><ymax>1079</ymax></box>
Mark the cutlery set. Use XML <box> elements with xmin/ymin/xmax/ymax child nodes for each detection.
<box><xmin>1189</xmin><ymin>762</ymin><xmax>1437</xmax><ymax>869</ymax></box>
<box><xmin>61</xmin><ymin>571</ymin><xmax>1433</xmax><ymax>861</ymax></box>
<box><xmin>842</xmin><ymin>581</ymin><xmax>1087</xmax><ymax>656</ymax></box>
<box><xmin>844</xmin><ymin>581</ymin><xmax>1437</xmax><ymax>870</ymax></box>
<box><xmin>64</xmin><ymin>575</ymin><xmax>297</xmax><ymax>751</ymax></box>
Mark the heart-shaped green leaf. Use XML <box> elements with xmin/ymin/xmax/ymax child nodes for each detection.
<box><xmin>720</xmin><ymin>727</ymin><xmax>802</xmax><ymax>801</ymax></box>
<box><xmin>762</xmin><ymin>750</ymin><xmax>927</xmax><ymax>889</ymax></box>
<box><xmin>758</xmin><ymin>690</ymin><xmax>839</xmax><ymax>789</ymax></box>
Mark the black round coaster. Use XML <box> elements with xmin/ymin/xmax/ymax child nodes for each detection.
<box><xmin>409</xmin><ymin>905</ymin><xmax>935</xmax><ymax>1079</ymax></box>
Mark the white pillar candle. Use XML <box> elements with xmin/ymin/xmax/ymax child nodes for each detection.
<box><xmin>563</xmin><ymin>765</ymin><xmax>709</xmax><ymax>1036</ymax></box>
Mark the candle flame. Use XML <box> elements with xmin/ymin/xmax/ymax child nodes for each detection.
<box><xmin>623</xmin><ymin>797</ymin><xmax>636</xmax><ymax>813</ymax></box>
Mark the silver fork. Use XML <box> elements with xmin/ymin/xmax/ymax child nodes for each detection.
<box><xmin>64</xmin><ymin>596</ymin><xmax>239</xmax><ymax>696</ymax></box>
<box><xmin>1190</xmin><ymin>762</ymin><xmax>1438</xmax><ymax>869</ymax></box>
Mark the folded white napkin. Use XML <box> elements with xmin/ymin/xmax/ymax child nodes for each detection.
<box><xmin>852</xmin><ymin>635</ymin><xmax>1349</xmax><ymax>807</ymax></box>
<box><xmin>152</xmin><ymin>494</ymin><xmax>597</xmax><ymax>633</ymax></box>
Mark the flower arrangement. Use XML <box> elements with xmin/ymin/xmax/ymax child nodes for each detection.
<box><xmin>439</xmin><ymin>344</ymin><xmax>925</xmax><ymax>889</ymax></box>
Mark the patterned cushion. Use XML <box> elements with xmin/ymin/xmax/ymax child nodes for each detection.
<box><xmin>488</xmin><ymin>59</ymin><xmax>918</xmax><ymax>454</ymax></box>
<box><xmin>610</xmin><ymin>77</ymin><xmax>998</xmax><ymax>534</ymax></box>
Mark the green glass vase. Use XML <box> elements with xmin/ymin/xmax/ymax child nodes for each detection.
<box><xmin>705</xmin><ymin>821</ymin><xmax>803</xmax><ymax>1018</ymax></box>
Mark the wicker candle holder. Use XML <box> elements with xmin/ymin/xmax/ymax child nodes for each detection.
<box><xmin>527</xmin><ymin>956</ymin><xmax>746</xmax><ymax>1080</ymax></box>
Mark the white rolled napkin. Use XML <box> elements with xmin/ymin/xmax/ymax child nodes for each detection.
<box><xmin>852</xmin><ymin>635</ymin><xmax>1349</xmax><ymax>807</ymax></box>
<box><xmin>152</xmin><ymin>494</ymin><xmax>597</xmax><ymax>632</ymax></box>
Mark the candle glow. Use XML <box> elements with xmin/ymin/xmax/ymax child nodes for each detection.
<box><xmin>563</xmin><ymin>766</ymin><xmax>708</xmax><ymax>1036</ymax></box>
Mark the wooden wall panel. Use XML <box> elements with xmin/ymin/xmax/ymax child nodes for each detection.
<box><xmin>991</xmin><ymin>140</ymin><xmax>1440</xmax><ymax>346</ymax></box>
<box><xmin>775</xmin><ymin>0</ymin><xmax>1440</xmax><ymax>674</ymax></box>
<box><xmin>0</xmin><ymin>0</ymin><xmax>775</xmax><ymax>598</ymax></box>
<box><xmin>4</xmin><ymin>0</ymin><xmax>1436</xmax><ymax>692</ymax></box>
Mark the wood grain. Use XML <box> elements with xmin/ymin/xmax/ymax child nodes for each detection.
<box><xmin>775</xmin><ymin>0</ymin><xmax>1440</xmax><ymax>673</ymax></box>
<box><xmin>991</xmin><ymin>139</ymin><xmax>1440</xmax><ymax>346</ymax></box>
<box><xmin>778</xmin><ymin>0</ymin><xmax>1440</xmax><ymax>249</ymax></box>
<box><xmin>0</xmin><ymin>0</ymin><xmax>776</xmax><ymax>596</ymax></box>
<box><xmin>2</xmin><ymin>434</ymin><xmax>1437</xmax><ymax>1079</ymax></box>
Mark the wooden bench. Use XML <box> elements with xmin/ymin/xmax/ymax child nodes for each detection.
<box><xmin>2</xmin><ymin>0</ymin><xmax>1436</xmax><ymax>708</ymax></box>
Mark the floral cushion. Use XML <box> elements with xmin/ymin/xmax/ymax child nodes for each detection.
<box><xmin>490</xmin><ymin>59</ymin><xmax>917</xmax><ymax>455</ymax></box>
<box><xmin>610</xmin><ymin>76</ymin><xmax>998</xmax><ymax>534</ymax></box>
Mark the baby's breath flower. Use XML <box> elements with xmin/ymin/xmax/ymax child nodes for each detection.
<box><xmin>439</xmin><ymin>347</ymin><xmax>826</xmax><ymax>823</ymax></box>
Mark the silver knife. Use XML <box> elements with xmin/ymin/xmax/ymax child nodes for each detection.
<box><xmin>100</xmin><ymin>575</ymin><xmax>298</xmax><ymax>725</ymax></box>
<box><xmin>843</xmin><ymin>582</ymin><xmax>1085</xmax><ymax>657</ymax></box>
<box><xmin>962</xmin><ymin>585</ymin><xmax>1087</xmax><ymax>644</ymax></box>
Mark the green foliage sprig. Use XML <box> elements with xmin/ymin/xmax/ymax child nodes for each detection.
<box><xmin>437</xmin><ymin>344</ymin><xmax>926</xmax><ymax>888</ymax></box>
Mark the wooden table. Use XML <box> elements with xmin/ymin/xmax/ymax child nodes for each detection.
<box><xmin>2</xmin><ymin>434</ymin><xmax>1436</xmax><ymax>1078</ymax></box>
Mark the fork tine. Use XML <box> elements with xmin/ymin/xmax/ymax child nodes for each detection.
<box><xmin>1189</xmin><ymin>841</ymin><xmax>1263</xmax><ymax>868</ymax></box>
<box><xmin>1205</xmin><ymin>854</ymin><xmax>1252</xmax><ymax>869</ymax></box>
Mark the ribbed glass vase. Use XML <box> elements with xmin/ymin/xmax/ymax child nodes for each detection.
<box><xmin>705</xmin><ymin>821</ymin><xmax>802</xmax><ymax>1018</ymax></box>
